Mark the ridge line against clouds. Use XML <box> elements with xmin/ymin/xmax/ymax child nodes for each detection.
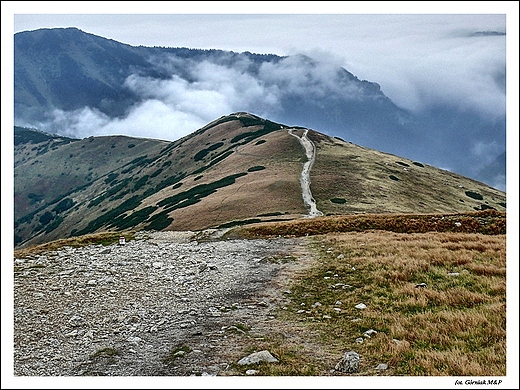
<box><xmin>3</xmin><ymin>4</ymin><xmax>518</xmax><ymax>184</ymax></box>
<box><xmin>4</xmin><ymin>5</ymin><xmax>518</xmax><ymax>194</ymax></box>
<box><xmin>7</xmin><ymin>7</ymin><xmax>512</xmax><ymax>115</ymax></box>
<box><xmin>2</xmin><ymin>3</ymin><xmax>520</xmax><ymax>389</ymax></box>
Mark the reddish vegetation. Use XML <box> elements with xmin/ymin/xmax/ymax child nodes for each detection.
<box><xmin>237</xmin><ymin>210</ymin><xmax>506</xmax><ymax>238</ymax></box>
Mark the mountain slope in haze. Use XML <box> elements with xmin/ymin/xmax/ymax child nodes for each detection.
<box><xmin>14</xmin><ymin>113</ymin><xmax>506</xmax><ymax>249</ymax></box>
<box><xmin>13</xmin><ymin>28</ymin><xmax>398</xmax><ymax>126</ymax></box>
<box><xmin>13</xmin><ymin>27</ymin><xmax>505</xmax><ymax>191</ymax></box>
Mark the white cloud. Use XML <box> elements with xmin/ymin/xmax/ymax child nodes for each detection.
<box><xmin>35</xmin><ymin>57</ymin><xmax>288</xmax><ymax>141</ymax></box>
<box><xmin>11</xmin><ymin>13</ymin><xmax>509</xmax><ymax>121</ymax></box>
<box><xmin>38</xmin><ymin>107</ymin><xmax>111</xmax><ymax>139</ymax></box>
<box><xmin>471</xmin><ymin>140</ymin><xmax>504</xmax><ymax>166</ymax></box>
<box><xmin>258</xmin><ymin>55</ymin><xmax>364</xmax><ymax>98</ymax></box>
<box><xmin>37</xmin><ymin>52</ymin><xmax>388</xmax><ymax>142</ymax></box>
<box><xmin>36</xmin><ymin>102</ymin><xmax>207</xmax><ymax>141</ymax></box>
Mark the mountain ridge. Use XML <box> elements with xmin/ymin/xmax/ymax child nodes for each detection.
<box><xmin>14</xmin><ymin>27</ymin><xmax>505</xmax><ymax>190</ymax></box>
<box><xmin>14</xmin><ymin>112</ymin><xmax>506</xmax><ymax>249</ymax></box>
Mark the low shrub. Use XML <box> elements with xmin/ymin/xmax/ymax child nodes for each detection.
<box><xmin>247</xmin><ymin>165</ymin><xmax>266</xmax><ymax>172</ymax></box>
<box><xmin>465</xmin><ymin>190</ymin><xmax>484</xmax><ymax>200</ymax></box>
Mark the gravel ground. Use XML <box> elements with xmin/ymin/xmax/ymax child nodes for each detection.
<box><xmin>12</xmin><ymin>229</ymin><xmax>313</xmax><ymax>377</ymax></box>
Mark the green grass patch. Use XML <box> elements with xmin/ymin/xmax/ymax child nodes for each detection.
<box><xmin>466</xmin><ymin>191</ymin><xmax>484</xmax><ymax>200</ymax></box>
<box><xmin>230</xmin><ymin>118</ymin><xmax>285</xmax><ymax>143</ymax></box>
<box><xmin>76</xmin><ymin>195</ymin><xmax>143</xmax><ymax>235</ymax></box>
<box><xmin>109</xmin><ymin>206</ymin><xmax>158</xmax><ymax>230</ymax></box>
<box><xmin>257</xmin><ymin>212</ymin><xmax>284</xmax><ymax>217</ymax></box>
<box><xmin>52</xmin><ymin>197</ymin><xmax>74</xmax><ymax>213</ymax></box>
<box><xmin>194</xmin><ymin>142</ymin><xmax>224</xmax><ymax>161</ymax></box>
<box><xmin>144</xmin><ymin>211</ymin><xmax>173</xmax><ymax>231</ymax></box>
<box><xmin>163</xmin><ymin>345</ymin><xmax>191</xmax><ymax>366</ymax></box>
<box><xmin>90</xmin><ymin>347</ymin><xmax>120</xmax><ymax>359</ymax></box>
<box><xmin>247</xmin><ymin>165</ymin><xmax>266</xmax><ymax>172</ymax></box>
<box><xmin>217</xmin><ymin>218</ymin><xmax>262</xmax><ymax>229</ymax></box>
<box><xmin>104</xmin><ymin>172</ymin><xmax>119</xmax><ymax>184</ymax></box>
<box><xmin>158</xmin><ymin>173</ymin><xmax>247</xmax><ymax>211</ymax></box>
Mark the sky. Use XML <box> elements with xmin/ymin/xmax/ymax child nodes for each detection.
<box><xmin>2</xmin><ymin>2</ymin><xmax>520</xmax><ymax>388</ymax></box>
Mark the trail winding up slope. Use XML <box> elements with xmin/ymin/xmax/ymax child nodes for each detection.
<box><xmin>289</xmin><ymin>129</ymin><xmax>323</xmax><ymax>218</ymax></box>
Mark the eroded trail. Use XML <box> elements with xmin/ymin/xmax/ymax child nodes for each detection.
<box><xmin>13</xmin><ymin>230</ymin><xmax>312</xmax><ymax>376</ymax></box>
<box><xmin>288</xmin><ymin>129</ymin><xmax>323</xmax><ymax>218</ymax></box>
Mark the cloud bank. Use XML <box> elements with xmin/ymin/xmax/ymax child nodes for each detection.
<box><xmin>11</xmin><ymin>12</ymin><xmax>511</xmax><ymax>191</ymax></box>
<box><xmin>32</xmin><ymin>54</ymin><xmax>372</xmax><ymax>141</ymax></box>
<box><xmin>12</xmin><ymin>13</ymin><xmax>508</xmax><ymax>125</ymax></box>
<box><xmin>22</xmin><ymin>46</ymin><xmax>507</xmax><ymax>191</ymax></box>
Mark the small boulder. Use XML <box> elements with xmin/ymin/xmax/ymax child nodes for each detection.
<box><xmin>237</xmin><ymin>350</ymin><xmax>278</xmax><ymax>365</ymax></box>
<box><xmin>335</xmin><ymin>350</ymin><xmax>360</xmax><ymax>373</ymax></box>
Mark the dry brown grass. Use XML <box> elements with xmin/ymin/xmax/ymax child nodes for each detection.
<box><xmin>233</xmin><ymin>210</ymin><xmax>506</xmax><ymax>238</ymax></box>
<box><xmin>307</xmin><ymin>131</ymin><xmax>506</xmax><ymax>216</ymax></box>
<box><xmin>13</xmin><ymin>231</ymin><xmax>135</xmax><ymax>258</ymax></box>
<box><xmin>142</xmin><ymin>128</ymin><xmax>307</xmax><ymax>232</ymax></box>
<box><xmin>231</xmin><ymin>226</ymin><xmax>506</xmax><ymax>376</ymax></box>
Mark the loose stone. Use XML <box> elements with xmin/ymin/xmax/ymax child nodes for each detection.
<box><xmin>237</xmin><ymin>350</ymin><xmax>279</xmax><ymax>365</ymax></box>
<box><xmin>335</xmin><ymin>351</ymin><xmax>360</xmax><ymax>374</ymax></box>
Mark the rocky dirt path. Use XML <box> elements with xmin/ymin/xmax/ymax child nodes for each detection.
<box><xmin>288</xmin><ymin>129</ymin><xmax>323</xmax><ymax>218</ymax></box>
<box><xmin>13</xmin><ymin>229</ymin><xmax>314</xmax><ymax>377</ymax></box>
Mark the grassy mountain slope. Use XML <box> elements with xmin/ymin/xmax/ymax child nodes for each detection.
<box><xmin>14</xmin><ymin>113</ymin><xmax>506</xmax><ymax>249</ymax></box>
<box><xmin>306</xmin><ymin>131</ymin><xmax>505</xmax><ymax>215</ymax></box>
